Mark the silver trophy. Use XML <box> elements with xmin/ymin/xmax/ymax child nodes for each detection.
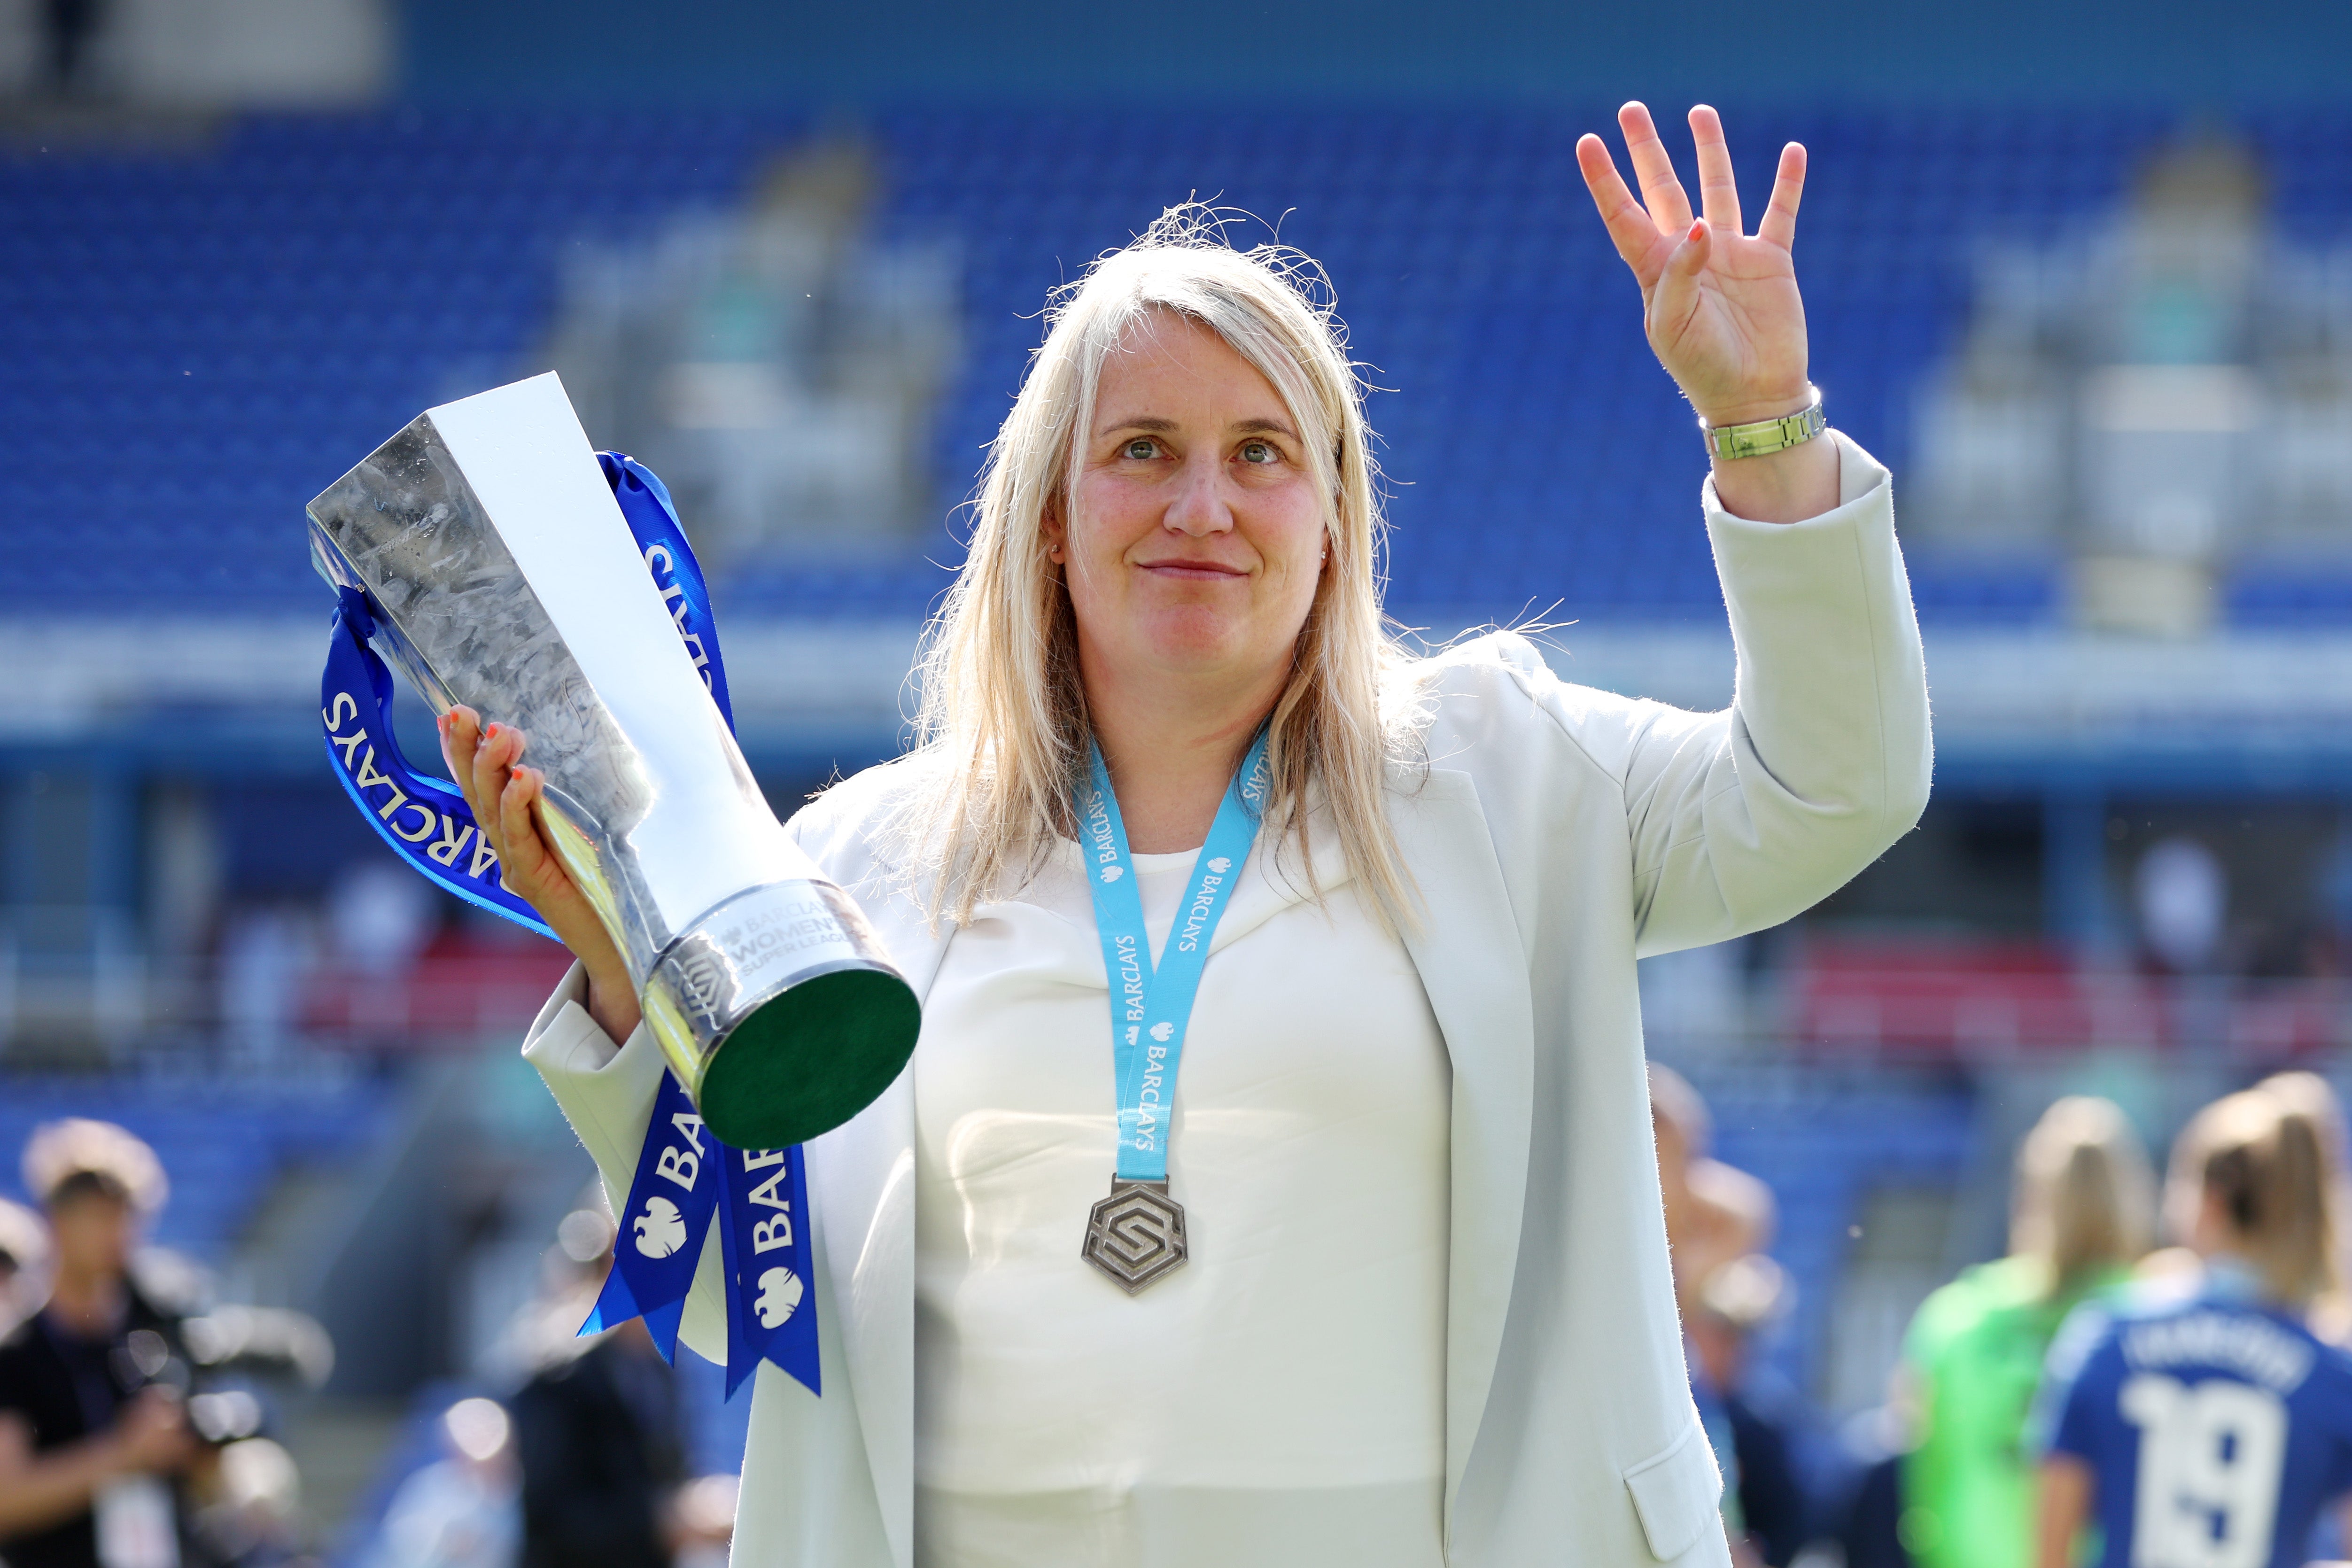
<box><xmin>306</xmin><ymin>372</ymin><xmax>919</xmax><ymax>1149</ymax></box>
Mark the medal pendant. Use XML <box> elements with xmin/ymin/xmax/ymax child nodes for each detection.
<box><xmin>1081</xmin><ymin>1178</ymin><xmax>1188</xmax><ymax>1294</ymax></box>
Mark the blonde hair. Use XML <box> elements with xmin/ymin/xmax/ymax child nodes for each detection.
<box><xmin>2185</xmin><ymin>1088</ymin><xmax>2336</xmax><ymax>1306</ymax></box>
<box><xmin>2257</xmin><ymin>1071</ymin><xmax>2352</xmax><ymax>1335</ymax></box>
<box><xmin>903</xmin><ymin>206</ymin><xmax>1414</xmax><ymax>924</ymax></box>
<box><xmin>2010</xmin><ymin>1096</ymin><xmax>2154</xmax><ymax>1294</ymax></box>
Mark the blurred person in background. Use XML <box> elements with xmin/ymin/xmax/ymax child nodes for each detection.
<box><xmin>1688</xmin><ymin>1255</ymin><xmax>1809</xmax><ymax>1568</ymax></box>
<box><xmin>506</xmin><ymin>1194</ymin><xmax>728</xmax><ymax>1568</ymax></box>
<box><xmin>2135</xmin><ymin>838</ymin><xmax>2229</xmax><ymax>977</ymax></box>
<box><xmin>1830</xmin><ymin>1381</ymin><xmax>1913</xmax><ymax>1568</ymax></box>
<box><xmin>217</xmin><ymin>910</ymin><xmax>318</xmax><ymax>1071</ymax></box>
<box><xmin>39</xmin><ymin>0</ymin><xmax>104</xmax><ymax>94</ymax></box>
<box><xmin>1652</xmin><ymin>1066</ymin><xmax>1778</xmax><ymax>1313</ymax></box>
<box><xmin>1653</xmin><ymin>1066</ymin><xmax>1782</xmax><ymax>1567</ymax></box>
<box><xmin>361</xmin><ymin>1399</ymin><xmax>518</xmax><ymax>1568</ymax></box>
<box><xmin>2033</xmin><ymin>1089</ymin><xmax>2352</xmax><ymax>1568</ymax></box>
<box><xmin>0</xmin><ymin>1202</ymin><xmax>49</xmax><ymax>1338</ymax></box>
<box><xmin>2253</xmin><ymin>1071</ymin><xmax>2352</xmax><ymax>1343</ymax></box>
<box><xmin>0</xmin><ymin>1121</ymin><xmax>199</xmax><ymax>1568</ymax></box>
<box><xmin>0</xmin><ymin>1124</ymin><xmax>322</xmax><ymax>1568</ymax></box>
<box><xmin>1900</xmin><ymin>1096</ymin><xmax>2153</xmax><ymax>1568</ymax></box>
<box><xmin>2136</xmin><ymin>1072</ymin><xmax>2351</xmax><ymax>1305</ymax></box>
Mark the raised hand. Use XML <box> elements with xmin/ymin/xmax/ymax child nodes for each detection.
<box><xmin>1578</xmin><ymin>103</ymin><xmax>1811</xmax><ymax>429</ymax></box>
<box><xmin>1577</xmin><ymin>102</ymin><xmax>1834</xmax><ymax>522</ymax></box>
<box><xmin>439</xmin><ymin>707</ymin><xmax>642</xmax><ymax>1042</ymax></box>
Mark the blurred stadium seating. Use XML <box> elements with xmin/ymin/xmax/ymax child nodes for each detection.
<box><xmin>1791</xmin><ymin>934</ymin><xmax>2350</xmax><ymax>1057</ymax></box>
<box><xmin>8</xmin><ymin>94</ymin><xmax>2352</xmax><ymax>1404</ymax></box>
<box><xmin>1700</xmin><ymin>1069</ymin><xmax>1979</xmax><ymax>1413</ymax></box>
<box><xmin>16</xmin><ymin>104</ymin><xmax>2352</xmax><ymax>625</ymax></box>
<box><xmin>0</xmin><ymin>1069</ymin><xmax>387</xmax><ymax>1262</ymax></box>
<box><xmin>10</xmin><ymin>4</ymin><xmax>2352</xmax><ymax>1552</ymax></box>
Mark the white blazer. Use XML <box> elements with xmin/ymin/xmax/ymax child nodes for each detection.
<box><xmin>522</xmin><ymin>432</ymin><xmax>1932</xmax><ymax>1568</ymax></box>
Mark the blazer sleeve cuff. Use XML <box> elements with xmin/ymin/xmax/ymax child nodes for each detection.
<box><xmin>1699</xmin><ymin>427</ymin><xmax>1887</xmax><ymax>537</ymax></box>
<box><xmin>521</xmin><ymin>961</ymin><xmax>665</xmax><ymax>1195</ymax></box>
<box><xmin>520</xmin><ymin>965</ymin><xmax>734</xmax><ymax>1366</ymax></box>
<box><xmin>1690</xmin><ymin>428</ymin><xmax>1931</xmax><ymax>829</ymax></box>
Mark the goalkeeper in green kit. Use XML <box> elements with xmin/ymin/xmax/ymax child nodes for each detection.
<box><xmin>1897</xmin><ymin>1099</ymin><xmax>2152</xmax><ymax>1568</ymax></box>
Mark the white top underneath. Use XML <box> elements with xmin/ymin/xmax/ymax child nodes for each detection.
<box><xmin>911</xmin><ymin>815</ymin><xmax>1452</xmax><ymax>1568</ymax></box>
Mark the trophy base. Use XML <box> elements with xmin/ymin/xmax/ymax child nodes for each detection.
<box><xmin>699</xmin><ymin>966</ymin><xmax>922</xmax><ymax>1149</ymax></box>
<box><xmin>641</xmin><ymin>879</ymin><xmax>922</xmax><ymax>1151</ymax></box>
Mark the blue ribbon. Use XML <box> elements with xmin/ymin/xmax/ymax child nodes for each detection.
<box><xmin>600</xmin><ymin>452</ymin><xmax>734</xmax><ymax>730</ymax></box>
<box><xmin>320</xmin><ymin>588</ymin><xmax>556</xmax><ymax>937</ymax></box>
<box><xmin>716</xmin><ymin>1143</ymin><xmax>821</xmax><ymax>1398</ymax></box>
<box><xmin>582</xmin><ymin>1070</ymin><xmax>716</xmax><ymax>1359</ymax></box>
<box><xmin>318</xmin><ymin>450</ymin><xmax>819</xmax><ymax>1400</ymax></box>
<box><xmin>1074</xmin><ymin>733</ymin><xmax>1270</xmax><ymax>1183</ymax></box>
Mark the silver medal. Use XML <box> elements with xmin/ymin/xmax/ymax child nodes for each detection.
<box><xmin>1081</xmin><ymin>1178</ymin><xmax>1188</xmax><ymax>1294</ymax></box>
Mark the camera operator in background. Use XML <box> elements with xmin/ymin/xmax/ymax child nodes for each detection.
<box><xmin>0</xmin><ymin>1121</ymin><xmax>327</xmax><ymax>1568</ymax></box>
<box><xmin>0</xmin><ymin>1122</ymin><xmax>199</xmax><ymax>1568</ymax></box>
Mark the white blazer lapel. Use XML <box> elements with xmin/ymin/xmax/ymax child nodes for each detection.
<box><xmin>806</xmin><ymin>899</ymin><xmax>952</xmax><ymax>1568</ymax></box>
<box><xmin>1389</xmin><ymin>766</ymin><xmax>1537</xmax><ymax>1527</ymax></box>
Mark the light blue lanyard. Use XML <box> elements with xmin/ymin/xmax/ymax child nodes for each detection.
<box><xmin>1074</xmin><ymin>732</ymin><xmax>1270</xmax><ymax>1182</ymax></box>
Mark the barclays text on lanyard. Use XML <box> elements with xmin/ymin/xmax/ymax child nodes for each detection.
<box><xmin>316</xmin><ymin>453</ymin><xmax>818</xmax><ymax>1399</ymax></box>
<box><xmin>1074</xmin><ymin>731</ymin><xmax>1270</xmax><ymax>1294</ymax></box>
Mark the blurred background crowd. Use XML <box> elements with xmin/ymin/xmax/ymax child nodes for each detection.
<box><xmin>9</xmin><ymin>0</ymin><xmax>2352</xmax><ymax>1563</ymax></box>
<box><xmin>1654</xmin><ymin>1063</ymin><xmax>2352</xmax><ymax>1568</ymax></box>
<box><xmin>0</xmin><ymin>1114</ymin><xmax>741</xmax><ymax>1568</ymax></box>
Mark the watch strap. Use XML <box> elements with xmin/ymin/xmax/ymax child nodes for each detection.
<box><xmin>1702</xmin><ymin>393</ymin><xmax>1826</xmax><ymax>461</ymax></box>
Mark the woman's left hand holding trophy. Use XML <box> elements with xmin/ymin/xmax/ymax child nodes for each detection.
<box><xmin>439</xmin><ymin>708</ymin><xmax>644</xmax><ymax>1043</ymax></box>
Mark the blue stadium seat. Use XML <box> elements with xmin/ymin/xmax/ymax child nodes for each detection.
<box><xmin>3</xmin><ymin>105</ymin><xmax>2334</xmax><ymax>625</ymax></box>
<box><xmin>0</xmin><ymin>1074</ymin><xmax>393</xmax><ymax>1264</ymax></box>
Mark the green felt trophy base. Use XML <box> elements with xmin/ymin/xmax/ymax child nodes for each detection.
<box><xmin>696</xmin><ymin>966</ymin><xmax>922</xmax><ymax>1151</ymax></box>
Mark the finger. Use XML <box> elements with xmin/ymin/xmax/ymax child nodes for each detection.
<box><xmin>1687</xmin><ymin>105</ymin><xmax>1742</xmax><ymax>235</ymax></box>
<box><xmin>470</xmin><ymin>724</ymin><xmax>520</xmax><ymax>846</ymax></box>
<box><xmin>499</xmin><ymin>765</ymin><xmax>551</xmax><ymax>882</ymax></box>
<box><xmin>1757</xmin><ymin>141</ymin><xmax>1807</xmax><ymax>252</ymax></box>
<box><xmin>1576</xmin><ymin>132</ymin><xmax>1671</xmax><ymax>284</ymax></box>
<box><xmin>1617</xmin><ymin>101</ymin><xmax>1693</xmax><ymax>236</ymax></box>
<box><xmin>438</xmin><ymin>706</ymin><xmax>481</xmax><ymax>803</ymax></box>
<box><xmin>1668</xmin><ymin>219</ymin><xmax>1712</xmax><ymax>283</ymax></box>
<box><xmin>1650</xmin><ymin>220</ymin><xmax>1712</xmax><ymax>338</ymax></box>
<box><xmin>513</xmin><ymin>766</ymin><xmax>580</xmax><ymax>900</ymax></box>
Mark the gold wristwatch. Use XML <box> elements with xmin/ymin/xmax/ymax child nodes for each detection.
<box><xmin>1700</xmin><ymin>389</ymin><xmax>1826</xmax><ymax>461</ymax></box>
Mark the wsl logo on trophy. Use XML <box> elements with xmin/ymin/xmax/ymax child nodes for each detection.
<box><xmin>304</xmin><ymin>372</ymin><xmax>920</xmax><ymax>1152</ymax></box>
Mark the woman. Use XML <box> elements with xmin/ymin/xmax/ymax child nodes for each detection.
<box><xmin>2033</xmin><ymin>1090</ymin><xmax>2352</xmax><ymax>1568</ymax></box>
<box><xmin>1652</xmin><ymin>1064</ymin><xmax>1778</xmax><ymax>1315</ymax></box>
<box><xmin>2255</xmin><ymin>1071</ymin><xmax>2352</xmax><ymax>1343</ymax></box>
<box><xmin>443</xmin><ymin>102</ymin><xmax>1930</xmax><ymax>1567</ymax></box>
<box><xmin>1902</xmin><ymin>1097</ymin><xmax>2154</xmax><ymax>1568</ymax></box>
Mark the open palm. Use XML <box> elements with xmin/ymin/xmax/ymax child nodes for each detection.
<box><xmin>1577</xmin><ymin>104</ymin><xmax>1811</xmax><ymax>429</ymax></box>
